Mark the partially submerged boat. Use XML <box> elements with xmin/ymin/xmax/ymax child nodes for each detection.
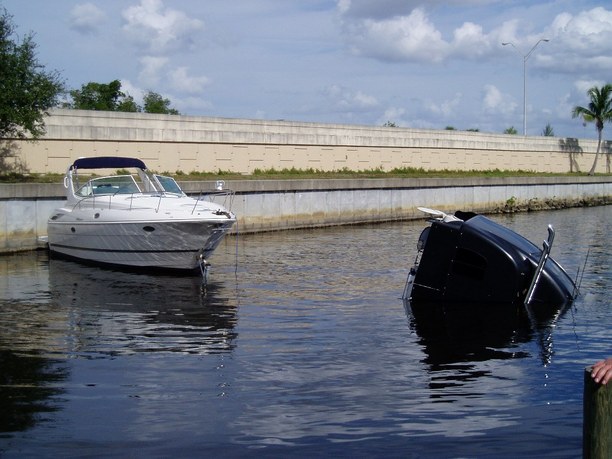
<box><xmin>47</xmin><ymin>156</ymin><xmax>236</xmax><ymax>272</ymax></box>
<box><xmin>403</xmin><ymin>208</ymin><xmax>578</xmax><ymax>315</ymax></box>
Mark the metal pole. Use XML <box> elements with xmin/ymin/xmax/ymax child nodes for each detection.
<box><xmin>502</xmin><ymin>39</ymin><xmax>549</xmax><ymax>136</ymax></box>
<box><xmin>523</xmin><ymin>55</ymin><xmax>527</xmax><ymax>136</ymax></box>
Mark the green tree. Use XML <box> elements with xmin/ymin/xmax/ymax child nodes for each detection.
<box><xmin>572</xmin><ymin>84</ymin><xmax>612</xmax><ymax>175</ymax></box>
<box><xmin>0</xmin><ymin>8</ymin><xmax>64</xmax><ymax>140</ymax></box>
<box><xmin>143</xmin><ymin>91</ymin><xmax>179</xmax><ymax>115</ymax></box>
<box><xmin>382</xmin><ymin>121</ymin><xmax>397</xmax><ymax>127</ymax></box>
<box><xmin>542</xmin><ymin>123</ymin><xmax>554</xmax><ymax>137</ymax></box>
<box><xmin>68</xmin><ymin>80</ymin><xmax>124</xmax><ymax>111</ymax></box>
<box><xmin>116</xmin><ymin>94</ymin><xmax>141</xmax><ymax>113</ymax></box>
<box><xmin>67</xmin><ymin>82</ymin><xmax>179</xmax><ymax>114</ymax></box>
<box><xmin>504</xmin><ymin>126</ymin><xmax>517</xmax><ymax>135</ymax></box>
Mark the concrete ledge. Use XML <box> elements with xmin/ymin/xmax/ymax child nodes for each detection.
<box><xmin>1</xmin><ymin>178</ymin><xmax>610</xmax><ymax>253</ymax></box>
<box><xmin>36</xmin><ymin>109</ymin><xmax>604</xmax><ymax>154</ymax></box>
<box><xmin>2</xmin><ymin>176</ymin><xmax>611</xmax><ymax>199</ymax></box>
<box><xmin>207</xmin><ymin>176</ymin><xmax>612</xmax><ymax>194</ymax></box>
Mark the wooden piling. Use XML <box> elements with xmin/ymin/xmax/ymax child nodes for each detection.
<box><xmin>583</xmin><ymin>367</ymin><xmax>612</xmax><ymax>459</ymax></box>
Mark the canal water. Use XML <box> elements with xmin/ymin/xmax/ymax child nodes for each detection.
<box><xmin>0</xmin><ymin>206</ymin><xmax>609</xmax><ymax>458</ymax></box>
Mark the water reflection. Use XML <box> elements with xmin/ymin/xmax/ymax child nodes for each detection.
<box><xmin>45</xmin><ymin>258</ymin><xmax>239</xmax><ymax>357</ymax></box>
<box><xmin>0</xmin><ymin>350</ymin><xmax>67</xmax><ymax>432</ymax></box>
<box><xmin>404</xmin><ymin>259</ymin><xmax>574</xmax><ymax>402</ymax></box>
<box><xmin>0</xmin><ymin>254</ymin><xmax>239</xmax><ymax>434</ymax></box>
<box><xmin>406</xmin><ymin>301</ymin><xmax>529</xmax><ymax>362</ymax></box>
<box><xmin>0</xmin><ymin>255</ymin><xmax>239</xmax><ymax>358</ymax></box>
<box><xmin>405</xmin><ymin>297</ymin><xmax>571</xmax><ymax>362</ymax></box>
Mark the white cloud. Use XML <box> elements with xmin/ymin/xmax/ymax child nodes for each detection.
<box><xmin>340</xmin><ymin>6</ymin><xmax>516</xmax><ymax>63</ymax></box>
<box><xmin>482</xmin><ymin>84</ymin><xmax>517</xmax><ymax>116</ymax></box>
<box><xmin>340</xmin><ymin>4</ymin><xmax>612</xmax><ymax>72</ymax></box>
<box><xmin>119</xmin><ymin>79</ymin><xmax>144</xmax><ymax>102</ymax></box>
<box><xmin>138</xmin><ymin>56</ymin><xmax>168</xmax><ymax>88</ymax></box>
<box><xmin>495</xmin><ymin>18</ymin><xmax>521</xmax><ymax>45</ymax></box>
<box><xmin>344</xmin><ymin>8</ymin><xmax>449</xmax><ymax>62</ymax></box>
<box><xmin>555</xmin><ymin>92</ymin><xmax>575</xmax><ymax>121</ymax></box>
<box><xmin>352</xmin><ymin>91</ymin><xmax>379</xmax><ymax>108</ymax></box>
<box><xmin>548</xmin><ymin>7</ymin><xmax>612</xmax><ymax>54</ymax></box>
<box><xmin>172</xmin><ymin>95</ymin><xmax>213</xmax><ymax>114</ymax></box>
<box><xmin>377</xmin><ymin>107</ymin><xmax>406</xmax><ymax>126</ymax></box>
<box><xmin>574</xmin><ymin>79</ymin><xmax>607</xmax><ymax>95</ymax></box>
<box><xmin>534</xmin><ymin>7</ymin><xmax>612</xmax><ymax>75</ymax></box>
<box><xmin>426</xmin><ymin>92</ymin><xmax>463</xmax><ymax>117</ymax></box>
<box><xmin>324</xmin><ymin>84</ymin><xmax>379</xmax><ymax>111</ymax></box>
<box><xmin>169</xmin><ymin>67</ymin><xmax>210</xmax><ymax>94</ymax></box>
<box><xmin>337</xmin><ymin>0</ymin><xmax>411</xmax><ymax>19</ymax></box>
<box><xmin>69</xmin><ymin>3</ymin><xmax>106</xmax><ymax>34</ymax></box>
<box><xmin>122</xmin><ymin>0</ymin><xmax>204</xmax><ymax>54</ymax></box>
<box><xmin>452</xmin><ymin>22</ymin><xmax>491</xmax><ymax>58</ymax></box>
<box><xmin>337</xmin><ymin>0</ymin><xmax>350</xmax><ymax>15</ymax></box>
<box><xmin>337</xmin><ymin>0</ymin><xmax>500</xmax><ymax>19</ymax></box>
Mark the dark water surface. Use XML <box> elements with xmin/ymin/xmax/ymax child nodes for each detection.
<box><xmin>0</xmin><ymin>206</ymin><xmax>610</xmax><ymax>458</ymax></box>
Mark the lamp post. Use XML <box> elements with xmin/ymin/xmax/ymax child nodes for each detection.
<box><xmin>502</xmin><ymin>38</ymin><xmax>549</xmax><ymax>136</ymax></box>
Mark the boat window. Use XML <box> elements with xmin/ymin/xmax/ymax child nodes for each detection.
<box><xmin>75</xmin><ymin>182</ymin><xmax>94</xmax><ymax>197</ymax></box>
<box><xmin>452</xmin><ymin>247</ymin><xmax>487</xmax><ymax>280</ymax></box>
<box><xmin>76</xmin><ymin>175</ymin><xmax>141</xmax><ymax>196</ymax></box>
<box><xmin>155</xmin><ymin>175</ymin><xmax>183</xmax><ymax>194</ymax></box>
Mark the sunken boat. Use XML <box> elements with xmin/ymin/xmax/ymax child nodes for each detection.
<box><xmin>402</xmin><ymin>208</ymin><xmax>578</xmax><ymax>315</ymax></box>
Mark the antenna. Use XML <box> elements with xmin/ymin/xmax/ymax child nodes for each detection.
<box><xmin>575</xmin><ymin>248</ymin><xmax>591</xmax><ymax>297</ymax></box>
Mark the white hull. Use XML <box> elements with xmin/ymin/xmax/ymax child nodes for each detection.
<box><xmin>48</xmin><ymin>218</ymin><xmax>233</xmax><ymax>270</ymax></box>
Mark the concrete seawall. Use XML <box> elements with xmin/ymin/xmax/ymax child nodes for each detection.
<box><xmin>1</xmin><ymin>176</ymin><xmax>610</xmax><ymax>253</ymax></box>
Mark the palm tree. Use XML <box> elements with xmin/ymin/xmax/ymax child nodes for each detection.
<box><xmin>572</xmin><ymin>84</ymin><xmax>612</xmax><ymax>175</ymax></box>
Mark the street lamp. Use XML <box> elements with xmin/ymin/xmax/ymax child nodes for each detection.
<box><xmin>502</xmin><ymin>38</ymin><xmax>549</xmax><ymax>136</ymax></box>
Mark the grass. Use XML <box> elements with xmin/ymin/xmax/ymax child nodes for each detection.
<box><xmin>0</xmin><ymin>171</ymin><xmax>65</xmax><ymax>183</ymax></box>
<box><xmin>0</xmin><ymin>166</ymin><xmax>603</xmax><ymax>184</ymax></box>
<box><xmin>146</xmin><ymin>166</ymin><xmax>587</xmax><ymax>180</ymax></box>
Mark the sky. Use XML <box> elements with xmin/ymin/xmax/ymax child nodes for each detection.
<box><xmin>3</xmin><ymin>0</ymin><xmax>611</xmax><ymax>139</ymax></box>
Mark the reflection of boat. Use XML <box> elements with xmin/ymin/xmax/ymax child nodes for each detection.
<box><xmin>405</xmin><ymin>299</ymin><xmax>533</xmax><ymax>363</ymax></box>
<box><xmin>47</xmin><ymin>157</ymin><xmax>236</xmax><ymax>271</ymax></box>
<box><xmin>404</xmin><ymin>287</ymin><xmax>569</xmax><ymax>369</ymax></box>
<box><xmin>47</xmin><ymin>258</ymin><xmax>238</xmax><ymax>355</ymax></box>
<box><xmin>403</xmin><ymin>208</ymin><xmax>578</xmax><ymax>316</ymax></box>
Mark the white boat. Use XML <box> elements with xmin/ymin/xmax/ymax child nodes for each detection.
<box><xmin>47</xmin><ymin>156</ymin><xmax>236</xmax><ymax>271</ymax></box>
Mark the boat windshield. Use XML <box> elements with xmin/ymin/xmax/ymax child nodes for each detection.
<box><xmin>76</xmin><ymin>175</ymin><xmax>141</xmax><ymax>197</ymax></box>
<box><xmin>154</xmin><ymin>175</ymin><xmax>184</xmax><ymax>195</ymax></box>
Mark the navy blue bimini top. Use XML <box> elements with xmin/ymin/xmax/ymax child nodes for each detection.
<box><xmin>71</xmin><ymin>157</ymin><xmax>147</xmax><ymax>171</ymax></box>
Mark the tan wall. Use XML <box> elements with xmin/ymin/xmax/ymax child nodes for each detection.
<box><xmin>7</xmin><ymin>109</ymin><xmax>609</xmax><ymax>175</ymax></box>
